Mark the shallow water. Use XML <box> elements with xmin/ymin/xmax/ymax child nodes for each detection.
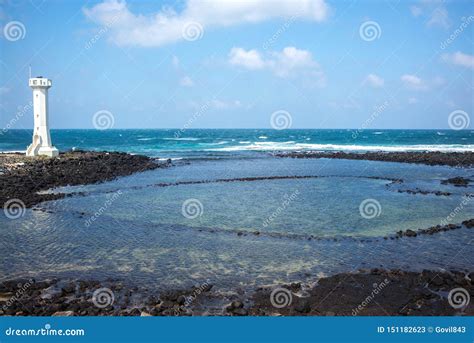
<box><xmin>1</xmin><ymin>157</ymin><xmax>473</xmax><ymax>291</ymax></box>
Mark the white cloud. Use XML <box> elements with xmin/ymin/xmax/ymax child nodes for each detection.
<box><xmin>442</xmin><ymin>51</ymin><xmax>474</xmax><ymax>69</ymax></box>
<box><xmin>408</xmin><ymin>97</ymin><xmax>419</xmax><ymax>104</ymax></box>
<box><xmin>410</xmin><ymin>1</ymin><xmax>450</xmax><ymax>29</ymax></box>
<box><xmin>229</xmin><ymin>48</ymin><xmax>265</xmax><ymax>70</ymax></box>
<box><xmin>401</xmin><ymin>74</ymin><xmax>428</xmax><ymax>91</ymax></box>
<box><xmin>427</xmin><ymin>7</ymin><xmax>449</xmax><ymax>29</ymax></box>
<box><xmin>83</xmin><ymin>0</ymin><xmax>330</xmax><ymax>47</ymax></box>
<box><xmin>271</xmin><ymin>47</ymin><xmax>319</xmax><ymax>78</ymax></box>
<box><xmin>365</xmin><ymin>74</ymin><xmax>384</xmax><ymax>88</ymax></box>
<box><xmin>410</xmin><ymin>6</ymin><xmax>422</xmax><ymax>17</ymax></box>
<box><xmin>229</xmin><ymin>46</ymin><xmax>323</xmax><ymax>81</ymax></box>
<box><xmin>180</xmin><ymin>76</ymin><xmax>194</xmax><ymax>87</ymax></box>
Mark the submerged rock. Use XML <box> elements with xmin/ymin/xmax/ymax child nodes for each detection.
<box><xmin>441</xmin><ymin>177</ymin><xmax>471</xmax><ymax>187</ymax></box>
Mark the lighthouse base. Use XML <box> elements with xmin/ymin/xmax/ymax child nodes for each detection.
<box><xmin>26</xmin><ymin>145</ymin><xmax>59</xmax><ymax>157</ymax></box>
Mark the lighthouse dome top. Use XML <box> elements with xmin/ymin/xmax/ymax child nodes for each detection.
<box><xmin>29</xmin><ymin>77</ymin><xmax>52</xmax><ymax>88</ymax></box>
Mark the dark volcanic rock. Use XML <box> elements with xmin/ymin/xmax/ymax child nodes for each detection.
<box><xmin>274</xmin><ymin>151</ymin><xmax>474</xmax><ymax>167</ymax></box>
<box><xmin>462</xmin><ymin>219</ymin><xmax>474</xmax><ymax>228</ymax></box>
<box><xmin>441</xmin><ymin>177</ymin><xmax>471</xmax><ymax>187</ymax></box>
<box><xmin>0</xmin><ymin>151</ymin><xmax>162</xmax><ymax>208</ymax></box>
<box><xmin>249</xmin><ymin>269</ymin><xmax>473</xmax><ymax>316</ymax></box>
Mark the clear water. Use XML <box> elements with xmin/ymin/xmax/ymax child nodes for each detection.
<box><xmin>1</xmin><ymin>157</ymin><xmax>473</xmax><ymax>291</ymax></box>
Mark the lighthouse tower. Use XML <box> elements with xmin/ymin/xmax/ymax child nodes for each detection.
<box><xmin>26</xmin><ymin>77</ymin><xmax>58</xmax><ymax>157</ymax></box>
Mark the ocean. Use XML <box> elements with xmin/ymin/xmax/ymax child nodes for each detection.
<box><xmin>1</xmin><ymin>129</ymin><xmax>473</xmax><ymax>296</ymax></box>
<box><xmin>1</xmin><ymin>129</ymin><xmax>473</xmax><ymax>159</ymax></box>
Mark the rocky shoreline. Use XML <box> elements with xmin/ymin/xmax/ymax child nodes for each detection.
<box><xmin>1</xmin><ymin>269</ymin><xmax>472</xmax><ymax>316</ymax></box>
<box><xmin>0</xmin><ymin>151</ymin><xmax>165</xmax><ymax>208</ymax></box>
<box><xmin>249</xmin><ymin>269</ymin><xmax>473</xmax><ymax>316</ymax></box>
<box><xmin>274</xmin><ymin>151</ymin><xmax>474</xmax><ymax>167</ymax></box>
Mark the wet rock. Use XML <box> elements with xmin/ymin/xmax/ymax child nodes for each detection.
<box><xmin>405</xmin><ymin>229</ymin><xmax>417</xmax><ymax>237</ymax></box>
<box><xmin>231</xmin><ymin>308</ymin><xmax>248</xmax><ymax>316</ymax></box>
<box><xmin>229</xmin><ymin>300</ymin><xmax>244</xmax><ymax>310</ymax></box>
<box><xmin>462</xmin><ymin>219</ymin><xmax>474</xmax><ymax>228</ymax></box>
<box><xmin>294</xmin><ymin>301</ymin><xmax>311</xmax><ymax>314</ymax></box>
<box><xmin>52</xmin><ymin>311</ymin><xmax>75</xmax><ymax>316</ymax></box>
<box><xmin>274</xmin><ymin>151</ymin><xmax>474</xmax><ymax>167</ymax></box>
<box><xmin>441</xmin><ymin>177</ymin><xmax>471</xmax><ymax>187</ymax></box>
<box><xmin>177</xmin><ymin>295</ymin><xmax>186</xmax><ymax>305</ymax></box>
<box><xmin>0</xmin><ymin>151</ymin><xmax>163</xmax><ymax>208</ymax></box>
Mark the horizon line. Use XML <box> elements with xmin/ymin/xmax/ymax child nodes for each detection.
<box><xmin>3</xmin><ymin>128</ymin><xmax>471</xmax><ymax>131</ymax></box>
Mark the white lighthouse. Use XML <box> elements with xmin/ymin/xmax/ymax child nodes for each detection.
<box><xmin>26</xmin><ymin>77</ymin><xmax>59</xmax><ymax>157</ymax></box>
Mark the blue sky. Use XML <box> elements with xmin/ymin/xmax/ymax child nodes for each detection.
<box><xmin>0</xmin><ymin>0</ymin><xmax>473</xmax><ymax>129</ymax></box>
